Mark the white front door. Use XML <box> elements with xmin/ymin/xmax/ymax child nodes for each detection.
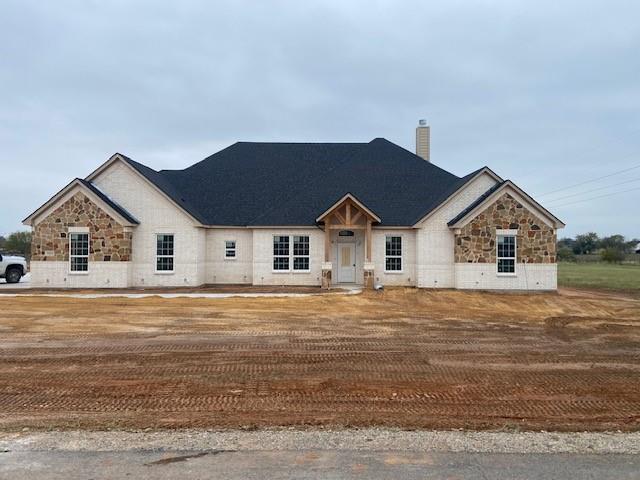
<box><xmin>337</xmin><ymin>243</ymin><xmax>356</xmax><ymax>283</ymax></box>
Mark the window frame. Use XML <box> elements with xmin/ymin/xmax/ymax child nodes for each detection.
<box><xmin>155</xmin><ymin>233</ymin><xmax>175</xmax><ymax>274</ymax></box>
<box><xmin>224</xmin><ymin>240</ymin><xmax>237</xmax><ymax>260</ymax></box>
<box><xmin>384</xmin><ymin>235</ymin><xmax>403</xmax><ymax>273</ymax></box>
<box><xmin>272</xmin><ymin>235</ymin><xmax>290</xmax><ymax>272</ymax></box>
<box><xmin>272</xmin><ymin>234</ymin><xmax>311</xmax><ymax>273</ymax></box>
<box><xmin>292</xmin><ymin>235</ymin><xmax>310</xmax><ymax>272</ymax></box>
<box><xmin>69</xmin><ymin>231</ymin><xmax>90</xmax><ymax>274</ymax></box>
<box><xmin>496</xmin><ymin>230</ymin><xmax>517</xmax><ymax>276</ymax></box>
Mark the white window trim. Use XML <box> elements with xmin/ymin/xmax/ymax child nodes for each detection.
<box><xmin>384</xmin><ymin>235</ymin><xmax>403</xmax><ymax>274</ymax></box>
<box><xmin>68</xmin><ymin>230</ymin><xmax>90</xmax><ymax>275</ymax></box>
<box><xmin>292</xmin><ymin>235</ymin><xmax>311</xmax><ymax>273</ymax></box>
<box><xmin>155</xmin><ymin>233</ymin><xmax>175</xmax><ymax>274</ymax></box>
<box><xmin>272</xmin><ymin>235</ymin><xmax>291</xmax><ymax>273</ymax></box>
<box><xmin>224</xmin><ymin>239</ymin><xmax>237</xmax><ymax>260</ymax></box>
<box><xmin>496</xmin><ymin>231</ymin><xmax>517</xmax><ymax>277</ymax></box>
<box><xmin>272</xmin><ymin>235</ymin><xmax>311</xmax><ymax>273</ymax></box>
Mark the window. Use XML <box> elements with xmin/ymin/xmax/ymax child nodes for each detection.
<box><xmin>156</xmin><ymin>234</ymin><xmax>174</xmax><ymax>272</ymax></box>
<box><xmin>293</xmin><ymin>235</ymin><xmax>310</xmax><ymax>271</ymax></box>
<box><xmin>69</xmin><ymin>232</ymin><xmax>89</xmax><ymax>272</ymax></box>
<box><xmin>273</xmin><ymin>235</ymin><xmax>290</xmax><ymax>270</ymax></box>
<box><xmin>273</xmin><ymin>235</ymin><xmax>311</xmax><ymax>271</ymax></box>
<box><xmin>225</xmin><ymin>240</ymin><xmax>236</xmax><ymax>259</ymax></box>
<box><xmin>497</xmin><ymin>234</ymin><xmax>516</xmax><ymax>274</ymax></box>
<box><xmin>385</xmin><ymin>236</ymin><xmax>402</xmax><ymax>272</ymax></box>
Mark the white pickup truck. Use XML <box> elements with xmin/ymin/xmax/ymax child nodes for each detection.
<box><xmin>0</xmin><ymin>252</ymin><xmax>28</xmax><ymax>283</ymax></box>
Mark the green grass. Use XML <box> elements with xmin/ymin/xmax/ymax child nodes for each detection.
<box><xmin>558</xmin><ymin>262</ymin><xmax>640</xmax><ymax>292</ymax></box>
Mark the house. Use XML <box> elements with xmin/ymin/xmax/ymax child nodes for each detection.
<box><xmin>23</xmin><ymin>122</ymin><xmax>564</xmax><ymax>290</ymax></box>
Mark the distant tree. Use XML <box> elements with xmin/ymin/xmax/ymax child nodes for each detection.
<box><xmin>0</xmin><ymin>235</ymin><xmax>5</xmax><ymax>249</ymax></box>
<box><xmin>557</xmin><ymin>237</ymin><xmax>576</xmax><ymax>251</ymax></box>
<box><xmin>601</xmin><ymin>247</ymin><xmax>625</xmax><ymax>263</ymax></box>
<box><xmin>573</xmin><ymin>232</ymin><xmax>599</xmax><ymax>254</ymax></box>
<box><xmin>599</xmin><ymin>234</ymin><xmax>626</xmax><ymax>251</ymax></box>
<box><xmin>557</xmin><ymin>246</ymin><xmax>576</xmax><ymax>262</ymax></box>
<box><xmin>4</xmin><ymin>231</ymin><xmax>32</xmax><ymax>260</ymax></box>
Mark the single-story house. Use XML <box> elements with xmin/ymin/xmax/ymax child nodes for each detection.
<box><xmin>23</xmin><ymin>123</ymin><xmax>564</xmax><ymax>290</ymax></box>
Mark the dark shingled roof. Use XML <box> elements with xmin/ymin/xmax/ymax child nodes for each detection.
<box><xmin>116</xmin><ymin>139</ymin><xmax>490</xmax><ymax>226</ymax></box>
<box><xmin>79</xmin><ymin>179</ymin><xmax>140</xmax><ymax>224</ymax></box>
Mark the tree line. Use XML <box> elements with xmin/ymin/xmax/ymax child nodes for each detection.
<box><xmin>558</xmin><ymin>233</ymin><xmax>639</xmax><ymax>263</ymax></box>
<box><xmin>0</xmin><ymin>231</ymin><xmax>32</xmax><ymax>260</ymax></box>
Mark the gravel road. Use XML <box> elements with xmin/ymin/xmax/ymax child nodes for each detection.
<box><xmin>2</xmin><ymin>428</ymin><xmax>639</xmax><ymax>454</ymax></box>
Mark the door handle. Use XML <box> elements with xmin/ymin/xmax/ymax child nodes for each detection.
<box><xmin>353</xmin><ymin>264</ymin><xmax>356</xmax><ymax>267</ymax></box>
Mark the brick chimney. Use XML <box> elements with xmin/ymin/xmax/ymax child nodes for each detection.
<box><xmin>416</xmin><ymin>119</ymin><xmax>430</xmax><ymax>162</ymax></box>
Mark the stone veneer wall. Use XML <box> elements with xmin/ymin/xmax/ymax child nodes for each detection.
<box><xmin>31</xmin><ymin>192</ymin><xmax>132</xmax><ymax>262</ymax></box>
<box><xmin>454</xmin><ymin>193</ymin><xmax>556</xmax><ymax>264</ymax></box>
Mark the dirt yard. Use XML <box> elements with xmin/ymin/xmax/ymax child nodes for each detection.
<box><xmin>1</xmin><ymin>288</ymin><xmax>639</xmax><ymax>431</ymax></box>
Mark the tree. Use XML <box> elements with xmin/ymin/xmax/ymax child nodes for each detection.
<box><xmin>557</xmin><ymin>246</ymin><xmax>576</xmax><ymax>262</ymax></box>
<box><xmin>4</xmin><ymin>231</ymin><xmax>32</xmax><ymax>260</ymax></box>
<box><xmin>573</xmin><ymin>232</ymin><xmax>599</xmax><ymax>255</ymax></box>
<box><xmin>557</xmin><ymin>237</ymin><xmax>576</xmax><ymax>251</ymax></box>
<box><xmin>0</xmin><ymin>235</ymin><xmax>5</xmax><ymax>249</ymax></box>
<box><xmin>599</xmin><ymin>234</ymin><xmax>626</xmax><ymax>252</ymax></box>
<box><xmin>601</xmin><ymin>247</ymin><xmax>625</xmax><ymax>263</ymax></box>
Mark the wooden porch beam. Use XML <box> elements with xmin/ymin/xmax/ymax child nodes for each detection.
<box><xmin>324</xmin><ymin>217</ymin><xmax>331</xmax><ymax>262</ymax></box>
<box><xmin>366</xmin><ymin>218</ymin><xmax>372</xmax><ymax>262</ymax></box>
<box><xmin>329</xmin><ymin>225</ymin><xmax>365</xmax><ymax>230</ymax></box>
<box><xmin>333</xmin><ymin>210</ymin><xmax>346</xmax><ymax>225</ymax></box>
<box><xmin>345</xmin><ymin>202</ymin><xmax>351</xmax><ymax>226</ymax></box>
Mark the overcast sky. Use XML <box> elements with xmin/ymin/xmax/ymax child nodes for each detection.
<box><xmin>2</xmin><ymin>0</ymin><xmax>639</xmax><ymax>238</ymax></box>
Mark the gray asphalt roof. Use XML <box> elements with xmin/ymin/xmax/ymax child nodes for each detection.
<box><xmin>116</xmin><ymin>138</ymin><xmax>487</xmax><ymax>226</ymax></box>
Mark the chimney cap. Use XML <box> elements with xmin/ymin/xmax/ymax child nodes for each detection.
<box><xmin>418</xmin><ymin>119</ymin><xmax>428</xmax><ymax>126</ymax></box>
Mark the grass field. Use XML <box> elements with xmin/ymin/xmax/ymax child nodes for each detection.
<box><xmin>558</xmin><ymin>262</ymin><xmax>640</xmax><ymax>292</ymax></box>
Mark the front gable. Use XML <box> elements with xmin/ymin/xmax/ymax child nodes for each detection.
<box><xmin>31</xmin><ymin>191</ymin><xmax>132</xmax><ymax>262</ymax></box>
<box><xmin>454</xmin><ymin>192</ymin><xmax>557</xmax><ymax>264</ymax></box>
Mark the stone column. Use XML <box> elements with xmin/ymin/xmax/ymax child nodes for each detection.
<box><xmin>364</xmin><ymin>262</ymin><xmax>375</xmax><ymax>289</ymax></box>
<box><xmin>321</xmin><ymin>262</ymin><xmax>332</xmax><ymax>289</ymax></box>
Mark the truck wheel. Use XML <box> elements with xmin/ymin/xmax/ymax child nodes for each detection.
<box><xmin>5</xmin><ymin>267</ymin><xmax>21</xmax><ymax>284</ymax></box>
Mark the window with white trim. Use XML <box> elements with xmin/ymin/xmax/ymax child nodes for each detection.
<box><xmin>497</xmin><ymin>234</ymin><xmax>516</xmax><ymax>274</ymax></box>
<box><xmin>273</xmin><ymin>235</ymin><xmax>311</xmax><ymax>271</ymax></box>
<box><xmin>293</xmin><ymin>235</ymin><xmax>310</xmax><ymax>271</ymax></box>
<box><xmin>273</xmin><ymin>236</ymin><xmax>290</xmax><ymax>270</ymax></box>
<box><xmin>385</xmin><ymin>236</ymin><xmax>402</xmax><ymax>272</ymax></box>
<box><xmin>225</xmin><ymin>240</ymin><xmax>236</xmax><ymax>258</ymax></box>
<box><xmin>156</xmin><ymin>234</ymin><xmax>174</xmax><ymax>272</ymax></box>
<box><xmin>69</xmin><ymin>232</ymin><xmax>89</xmax><ymax>272</ymax></box>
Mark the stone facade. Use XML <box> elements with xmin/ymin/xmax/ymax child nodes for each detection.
<box><xmin>31</xmin><ymin>192</ymin><xmax>132</xmax><ymax>262</ymax></box>
<box><xmin>454</xmin><ymin>193</ymin><xmax>556</xmax><ymax>264</ymax></box>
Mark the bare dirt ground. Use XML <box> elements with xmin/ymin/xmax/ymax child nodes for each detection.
<box><xmin>0</xmin><ymin>288</ymin><xmax>639</xmax><ymax>432</ymax></box>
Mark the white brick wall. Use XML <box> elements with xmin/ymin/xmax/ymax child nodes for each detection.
<box><xmin>206</xmin><ymin>229</ymin><xmax>253</xmax><ymax>284</ymax></box>
<box><xmin>92</xmin><ymin>161</ymin><xmax>207</xmax><ymax>287</ymax></box>
<box><xmin>372</xmin><ymin>229</ymin><xmax>416</xmax><ymax>286</ymax></box>
<box><xmin>34</xmin><ymin>162</ymin><xmax>556</xmax><ymax>291</ymax></box>
<box><xmin>30</xmin><ymin>261</ymin><xmax>131</xmax><ymax>288</ymax></box>
<box><xmin>415</xmin><ymin>172</ymin><xmax>498</xmax><ymax>288</ymax></box>
<box><xmin>252</xmin><ymin>228</ymin><xmax>324</xmax><ymax>286</ymax></box>
<box><xmin>454</xmin><ymin>263</ymin><xmax>557</xmax><ymax>290</ymax></box>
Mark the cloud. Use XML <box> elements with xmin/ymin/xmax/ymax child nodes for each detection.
<box><xmin>1</xmin><ymin>0</ymin><xmax>639</xmax><ymax>237</ymax></box>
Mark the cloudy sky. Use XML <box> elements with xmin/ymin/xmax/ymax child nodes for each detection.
<box><xmin>2</xmin><ymin>0</ymin><xmax>639</xmax><ymax>238</ymax></box>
